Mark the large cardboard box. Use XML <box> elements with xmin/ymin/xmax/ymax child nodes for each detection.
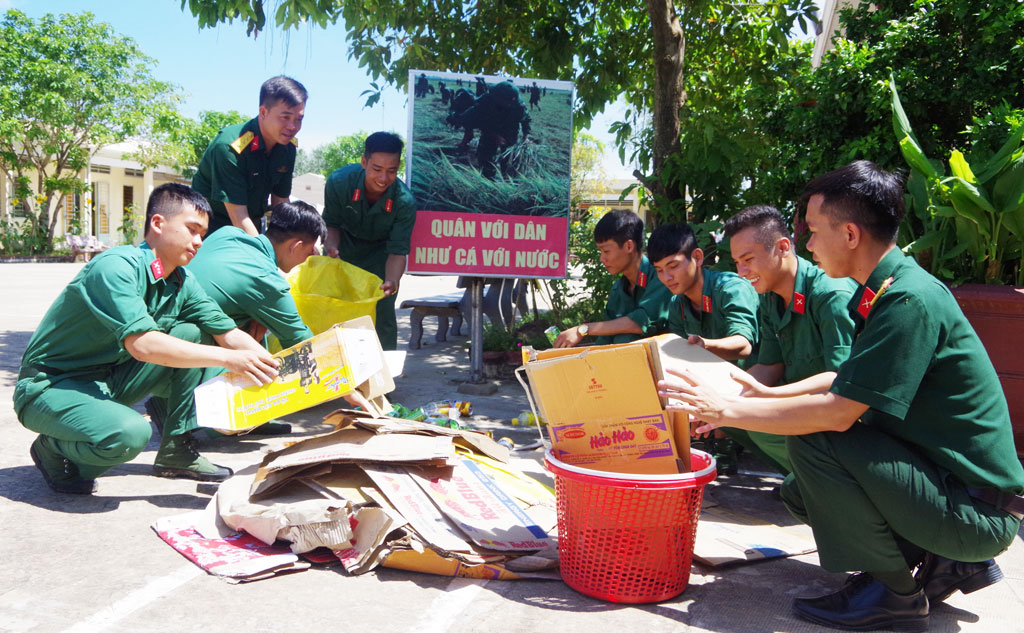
<box><xmin>524</xmin><ymin>343</ymin><xmax>680</xmax><ymax>474</ymax></box>
<box><xmin>194</xmin><ymin>316</ymin><xmax>387</xmax><ymax>432</ymax></box>
<box><xmin>523</xmin><ymin>334</ymin><xmax>749</xmax><ymax>475</ymax></box>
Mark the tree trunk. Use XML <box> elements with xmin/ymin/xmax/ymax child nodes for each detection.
<box><xmin>645</xmin><ymin>0</ymin><xmax>686</xmax><ymax>222</ymax></box>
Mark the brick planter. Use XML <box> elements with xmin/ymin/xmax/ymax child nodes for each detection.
<box><xmin>953</xmin><ymin>284</ymin><xmax>1024</xmax><ymax>458</ymax></box>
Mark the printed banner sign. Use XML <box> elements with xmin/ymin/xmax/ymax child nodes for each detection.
<box><xmin>407</xmin><ymin>70</ymin><xmax>573</xmax><ymax>279</ymax></box>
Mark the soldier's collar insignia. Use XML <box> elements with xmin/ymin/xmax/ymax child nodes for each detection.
<box><xmin>637</xmin><ymin>271</ymin><xmax>647</xmax><ymax>288</ymax></box>
<box><xmin>857</xmin><ymin>276</ymin><xmax>894</xmax><ymax>319</ymax></box>
<box><xmin>702</xmin><ymin>295</ymin><xmax>712</xmax><ymax>313</ymax></box>
<box><xmin>385</xmin><ymin>198</ymin><xmax>393</xmax><ymax>213</ymax></box>
<box><xmin>793</xmin><ymin>292</ymin><xmax>806</xmax><ymax>314</ymax></box>
<box><xmin>352</xmin><ymin>189</ymin><xmax>362</xmax><ymax>202</ymax></box>
<box><xmin>250</xmin><ymin>135</ymin><xmax>260</xmax><ymax>152</ymax></box>
<box><xmin>150</xmin><ymin>258</ymin><xmax>165</xmax><ymax>280</ymax></box>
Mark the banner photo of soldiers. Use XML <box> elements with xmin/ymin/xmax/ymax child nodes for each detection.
<box><xmin>406</xmin><ymin>70</ymin><xmax>573</xmax><ymax>279</ymax></box>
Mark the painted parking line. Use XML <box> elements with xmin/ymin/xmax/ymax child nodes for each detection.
<box><xmin>404</xmin><ymin>577</ymin><xmax>490</xmax><ymax>633</ymax></box>
<box><xmin>58</xmin><ymin>564</ymin><xmax>202</xmax><ymax>633</ymax></box>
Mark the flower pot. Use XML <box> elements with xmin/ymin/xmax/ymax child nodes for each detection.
<box><xmin>953</xmin><ymin>284</ymin><xmax>1024</xmax><ymax>458</ymax></box>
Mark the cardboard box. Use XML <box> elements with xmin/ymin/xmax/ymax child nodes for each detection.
<box><xmin>524</xmin><ymin>343</ymin><xmax>681</xmax><ymax>474</ymax></box>
<box><xmin>523</xmin><ymin>334</ymin><xmax>750</xmax><ymax>475</ymax></box>
<box><xmin>194</xmin><ymin>316</ymin><xmax>387</xmax><ymax>432</ymax></box>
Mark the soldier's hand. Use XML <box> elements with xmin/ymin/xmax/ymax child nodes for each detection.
<box><xmin>380</xmin><ymin>280</ymin><xmax>397</xmax><ymax>297</ymax></box>
<box><xmin>687</xmin><ymin>334</ymin><xmax>707</xmax><ymax>349</ymax></box>
<box><xmin>554</xmin><ymin>327</ymin><xmax>582</xmax><ymax>348</ymax></box>
<box><xmin>225</xmin><ymin>349</ymin><xmax>279</xmax><ymax>386</ymax></box>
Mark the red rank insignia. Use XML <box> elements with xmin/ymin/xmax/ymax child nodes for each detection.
<box><xmin>793</xmin><ymin>292</ymin><xmax>806</xmax><ymax>314</ymax></box>
<box><xmin>385</xmin><ymin>199</ymin><xmax>393</xmax><ymax>213</ymax></box>
<box><xmin>249</xmin><ymin>136</ymin><xmax>259</xmax><ymax>152</ymax></box>
<box><xmin>858</xmin><ymin>287</ymin><xmax>876</xmax><ymax>319</ymax></box>
<box><xmin>352</xmin><ymin>189</ymin><xmax>361</xmax><ymax>202</ymax></box>
<box><xmin>702</xmin><ymin>295</ymin><xmax>712</xmax><ymax>313</ymax></box>
<box><xmin>637</xmin><ymin>271</ymin><xmax>647</xmax><ymax>288</ymax></box>
<box><xmin>150</xmin><ymin>258</ymin><xmax>165</xmax><ymax>279</ymax></box>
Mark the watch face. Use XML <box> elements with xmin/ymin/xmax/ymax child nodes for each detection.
<box><xmin>578</xmin><ymin>324</ymin><xmax>589</xmax><ymax>336</ymax></box>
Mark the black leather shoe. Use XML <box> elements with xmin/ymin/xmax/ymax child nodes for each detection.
<box><xmin>792</xmin><ymin>573</ymin><xmax>929</xmax><ymax>631</ymax></box>
<box><xmin>915</xmin><ymin>553</ymin><xmax>1003</xmax><ymax>604</ymax></box>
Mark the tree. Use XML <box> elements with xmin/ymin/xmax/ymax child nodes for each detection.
<box><xmin>180</xmin><ymin>0</ymin><xmax>814</xmax><ymax>222</ymax></box>
<box><xmin>296</xmin><ymin>131</ymin><xmax>406</xmax><ymax>177</ymax></box>
<box><xmin>0</xmin><ymin>10</ymin><xmax>181</xmax><ymax>250</ymax></box>
<box><xmin>570</xmin><ymin>132</ymin><xmax>607</xmax><ymax>222</ymax></box>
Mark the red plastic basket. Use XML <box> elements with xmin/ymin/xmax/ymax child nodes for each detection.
<box><xmin>545</xmin><ymin>450</ymin><xmax>717</xmax><ymax>603</ymax></box>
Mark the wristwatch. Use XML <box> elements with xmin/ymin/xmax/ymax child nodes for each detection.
<box><xmin>577</xmin><ymin>324</ymin><xmax>590</xmax><ymax>337</ymax></box>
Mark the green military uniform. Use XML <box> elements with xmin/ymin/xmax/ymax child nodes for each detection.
<box><xmin>667</xmin><ymin>268</ymin><xmax>759</xmax><ymax>354</ymax></box>
<box><xmin>747</xmin><ymin>256</ymin><xmax>858</xmax><ymax>474</ymax></box>
<box><xmin>667</xmin><ymin>268</ymin><xmax>762</xmax><ymax>468</ymax></box>
<box><xmin>192</xmin><ymin>117</ymin><xmax>297</xmax><ymax>235</ymax></box>
<box><xmin>322</xmin><ymin>163</ymin><xmax>417</xmax><ymax>350</ymax></box>
<box><xmin>593</xmin><ymin>255</ymin><xmax>671</xmax><ymax>345</ymax></box>
<box><xmin>187</xmin><ymin>227</ymin><xmax>312</xmax><ymax>349</ymax></box>
<box><xmin>781</xmin><ymin>248</ymin><xmax>1024</xmax><ymax>573</ymax></box>
<box><xmin>14</xmin><ymin>245</ymin><xmax>237</xmax><ymax>479</ymax></box>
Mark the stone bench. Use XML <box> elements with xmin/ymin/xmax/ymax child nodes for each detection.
<box><xmin>400</xmin><ymin>294</ymin><xmax>465</xmax><ymax>350</ymax></box>
<box><xmin>66</xmin><ymin>234</ymin><xmax>109</xmax><ymax>262</ymax></box>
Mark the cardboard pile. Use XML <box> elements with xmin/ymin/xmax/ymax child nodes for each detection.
<box><xmin>522</xmin><ymin>333</ymin><xmax>746</xmax><ymax>475</ymax></box>
<box><xmin>154</xmin><ymin>411</ymin><xmax>559</xmax><ymax>583</ymax></box>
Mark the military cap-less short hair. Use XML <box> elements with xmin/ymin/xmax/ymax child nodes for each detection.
<box><xmin>259</xmin><ymin>76</ymin><xmax>308</xmax><ymax>108</ymax></box>
<box><xmin>364</xmin><ymin>131</ymin><xmax>404</xmax><ymax>157</ymax></box>
<box><xmin>593</xmin><ymin>209</ymin><xmax>644</xmax><ymax>250</ymax></box>
<box><xmin>144</xmin><ymin>183</ymin><xmax>211</xmax><ymax>237</ymax></box>
<box><xmin>723</xmin><ymin>205</ymin><xmax>790</xmax><ymax>250</ymax></box>
<box><xmin>646</xmin><ymin>223</ymin><xmax>699</xmax><ymax>264</ymax></box>
<box><xmin>799</xmin><ymin>160</ymin><xmax>906</xmax><ymax>244</ymax></box>
<box><xmin>265</xmin><ymin>200</ymin><xmax>326</xmax><ymax>245</ymax></box>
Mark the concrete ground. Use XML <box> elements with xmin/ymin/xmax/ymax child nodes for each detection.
<box><xmin>0</xmin><ymin>262</ymin><xmax>1021</xmax><ymax>633</ymax></box>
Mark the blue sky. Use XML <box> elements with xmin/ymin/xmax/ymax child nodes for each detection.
<box><xmin>8</xmin><ymin>0</ymin><xmax>633</xmax><ymax>177</ymax></box>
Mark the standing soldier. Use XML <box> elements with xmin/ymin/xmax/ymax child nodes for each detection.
<box><xmin>192</xmin><ymin>76</ymin><xmax>307</xmax><ymax>236</ymax></box>
<box><xmin>323</xmin><ymin>132</ymin><xmax>416</xmax><ymax>351</ymax></box>
<box><xmin>529</xmin><ymin>81</ymin><xmax>542</xmax><ymax>111</ymax></box>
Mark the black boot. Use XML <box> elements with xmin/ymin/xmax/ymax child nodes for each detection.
<box><xmin>30</xmin><ymin>436</ymin><xmax>96</xmax><ymax>495</ymax></box>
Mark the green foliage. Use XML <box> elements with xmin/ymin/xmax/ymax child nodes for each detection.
<box><xmin>746</xmin><ymin>0</ymin><xmax>1024</xmax><ymax>220</ymax></box>
<box><xmin>892</xmin><ymin>79</ymin><xmax>1024</xmax><ymax>286</ymax></box>
<box><xmin>538</xmin><ymin>208</ymin><xmax>613</xmax><ymax>326</ymax></box>
<box><xmin>0</xmin><ymin>218</ymin><xmax>49</xmax><ymax>255</ymax></box>
<box><xmin>0</xmin><ymin>10</ymin><xmax>180</xmax><ymax>249</ymax></box>
<box><xmin>119</xmin><ymin>203</ymin><xmax>141</xmax><ymax>246</ymax></box>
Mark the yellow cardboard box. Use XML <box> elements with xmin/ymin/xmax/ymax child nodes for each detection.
<box><xmin>194</xmin><ymin>316</ymin><xmax>388</xmax><ymax>432</ymax></box>
<box><xmin>524</xmin><ymin>343</ymin><xmax>681</xmax><ymax>474</ymax></box>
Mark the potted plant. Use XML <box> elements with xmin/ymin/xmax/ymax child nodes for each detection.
<box><xmin>891</xmin><ymin>79</ymin><xmax>1024</xmax><ymax>456</ymax></box>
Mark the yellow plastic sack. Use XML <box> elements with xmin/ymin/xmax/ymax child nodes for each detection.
<box><xmin>268</xmin><ymin>255</ymin><xmax>384</xmax><ymax>352</ymax></box>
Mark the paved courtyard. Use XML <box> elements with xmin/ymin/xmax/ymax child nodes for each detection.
<box><xmin>0</xmin><ymin>262</ymin><xmax>1020</xmax><ymax>633</ymax></box>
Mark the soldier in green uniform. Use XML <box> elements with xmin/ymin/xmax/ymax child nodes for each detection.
<box><xmin>648</xmin><ymin>223</ymin><xmax>759</xmax><ymax>361</ymax></box>
<box><xmin>661</xmin><ymin>161</ymin><xmax>1024</xmax><ymax>632</ymax></box>
<box><xmin>192</xmin><ymin>76</ymin><xmax>307</xmax><ymax>236</ymax></box>
<box><xmin>14</xmin><ymin>184</ymin><xmax>279</xmax><ymax>494</ymax></box>
<box><xmin>647</xmin><ymin>222</ymin><xmax>760</xmax><ymax>472</ymax></box>
<box><xmin>553</xmin><ymin>209</ymin><xmax>671</xmax><ymax>348</ymax></box>
<box><xmin>323</xmin><ymin>132</ymin><xmax>416</xmax><ymax>351</ymax></box>
<box><xmin>717</xmin><ymin>205</ymin><xmax>858</xmax><ymax>476</ymax></box>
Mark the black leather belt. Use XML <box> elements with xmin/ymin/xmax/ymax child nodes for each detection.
<box><xmin>967</xmin><ymin>487</ymin><xmax>1024</xmax><ymax>521</ymax></box>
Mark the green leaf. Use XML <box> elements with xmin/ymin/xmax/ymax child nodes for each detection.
<box><xmin>899</xmin><ymin>136</ymin><xmax>939</xmax><ymax>180</ymax></box>
<box><xmin>948</xmin><ymin>150</ymin><xmax>978</xmax><ymax>185</ymax></box>
<box><xmin>974</xmin><ymin>126</ymin><xmax>1024</xmax><ymax>184</ymax></box>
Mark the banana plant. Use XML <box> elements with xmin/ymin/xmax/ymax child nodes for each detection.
<box><xmin>890</xmin><ymin>76</ymin><xmax>1024</xmax><ymax>285</ymax></box>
